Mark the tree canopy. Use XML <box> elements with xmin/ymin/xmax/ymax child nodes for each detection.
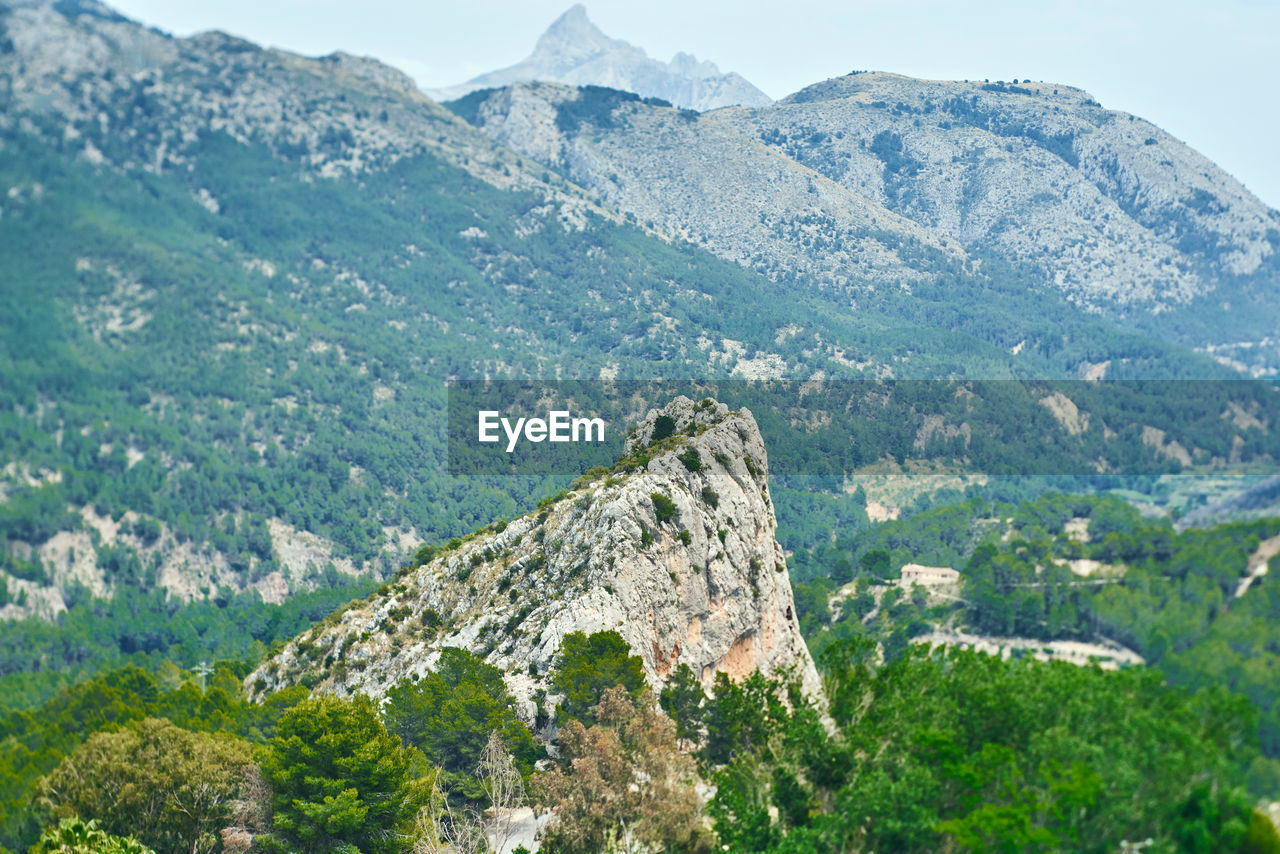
<box><xmin>383</xmin><ymin>647</ymin><xmax>540</xmax><ymax>778</ymax></box>
<box><xmin>261</xmin><ymin>694</ymin><xmax>427</xmax><ymax>854</ymax></box>
<box><xmin>552</xmin><ymin>631</ymin><xmax>646</xmax><ymax>725</ymax></box>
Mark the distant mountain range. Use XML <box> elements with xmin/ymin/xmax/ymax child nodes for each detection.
<box><xmin>0</xmin><ymin>0</ymin><xmax>1276</xmax><ymax>629</ymax></box>
<box><xmin>426</xmin><ymin>4</ymin><xmax>772</xmax><ymax>112</ymax></box>
<box><xmin>417</xmin><ymin>7</ymin><xmax>1280</xmax><ymax>376</ymax></box>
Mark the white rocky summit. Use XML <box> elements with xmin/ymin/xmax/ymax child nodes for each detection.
<box><xmin>247</xmin><ymin>397</ymin><xmax>823</xmax><ymax>720</ymax></box>
<box><xmin>427</xmin><ymin>4</ymin><xmax>772</xmax><ymax>112</ymax></box>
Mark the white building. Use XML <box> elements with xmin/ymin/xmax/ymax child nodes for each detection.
<box><xmin>900</xmin><ymin>563</ymin><xmax>960</xmax><ymax>586</ymax></box>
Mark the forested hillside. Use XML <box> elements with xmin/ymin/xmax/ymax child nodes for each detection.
<box><xmin>790</xmin><ymin>490</ymin><xmax>1280</xmax><ymax>797</ymax></box>
<box><xmin>4</xmin><ymin>621</ymin><xmax>1278</xmax><ymax>851</ymax></box>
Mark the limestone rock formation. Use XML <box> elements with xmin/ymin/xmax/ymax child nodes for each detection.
<box><xmin>427</xmin><ymin>5</ymin><xmax>772</xmax><ymax>112</ymax></box>
<box><xmin>246</xmin><ymin>397</ymin><xmax>823</xmax><ymax>716</ymax></box>
<box><xmin>734</xmin><ymin>72</ymin><xmax>1279</xmax><ymax>316</ymax></box>
<box><xmin>458</xmin><ymin>80</ymin><xmax>964</xmax><ymax>294</ymax></box>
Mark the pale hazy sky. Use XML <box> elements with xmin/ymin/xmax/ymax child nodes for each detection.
<box><xmin>110</xmin><ymin>0</ymin><xmax>1280</xmax><ymax>209</ymax></box>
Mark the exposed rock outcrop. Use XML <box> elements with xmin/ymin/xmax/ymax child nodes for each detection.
<box><xmin>246</xmin><ymin>397</ymin><xmax>823</xmax><ymax>716</ymax></box>
<box><xmin>461</xmin><ymin>80</ymin><xmax>963</xmax><ymax>294</ymax></box>
<box><xmin>735</xmin><ymin>72</ymin><xmax>1279</xmax><ymax>315</ymax></box>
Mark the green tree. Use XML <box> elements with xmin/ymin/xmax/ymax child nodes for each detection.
<box><xmin>36</xmin><ymin>718</ymin><xmax>254</xmax><ymax>854</ymax></box>
<box><xmin>649</xmin><ymin>415</ymin><xmax>677</xmax><ymax>443</ymax></box>
<box><xmin>552</xmin><ymin>631</ymin><xmax>646</xmax><ymax>725</ymax></box>
<box><xmin>262</xmin><ymin>695</ymin><xmax>427</xmax><ymax>854</ymax></box>
<box><xmin>701</xmin><ymin>672</ymin><xmax>788</xmax><ymax>767</ymax></box>
<box><xmin>658</xmin><ymin>663</ymin><xmax>708</xmax><ymax>743</ymax></box>
<box><xmin>31</xmin><ymin>817</ymin><xmax>155</xmax><ymax>854</ymax></box>
<box><xmin>382</xmin><ymin>647</ymin><xmax>540</xmax><ymax>777</ymax></box>
<box><xmin>650</xmin><ymin>493</ymin><xmax>677</xmax><ymax>524</ymax></box>
<box><xmin>859</xmin><ymin>548</ymin><xmax>891</xmax><ymax>580</ymax></box>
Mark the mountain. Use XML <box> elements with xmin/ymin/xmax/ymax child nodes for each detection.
<box><xmin>247</xmin><ymin>397</ymin><xmax>823</xmax><ymax>712</ymax></box>
<box><xmin>449</xmin><ymin>80</ymin><xmax>967</xmax><ymax>296</ymax></box>
<box><xmin>742</xmin><ymin>75</ymin><xmax>1280</xmax><ymax>332</ymax></box>
<box><xmin>0</xmin><ymin>0</ymin><xmax>1041</xmax><ymax>638</ymax></box>
<box><xmin>1</xmin><ymin>2</ymin><xmax>1279</xmax><ymax>848</ymax></box>
<box><xmin>0</xmin><ymin>0</ymin><xmax>1274</xmax><ymax>702</ymax></box>
<box><xmin>449</xmin><ymin>74</ymin><xmax>1280</xmax><ymax>375</ymax></box>
<box><xmin>426</xmin><ymin>4</ymin><xmax>772</xmax><ymax>112</ymax></box>
<box><xmin>0</xmin><ymin>0</ymin><xmax>842</xmax><ymax>624</ymax></box>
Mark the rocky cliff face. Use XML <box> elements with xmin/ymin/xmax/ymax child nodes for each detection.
<box><xmin>246</xmin><ymin>397</ymin><xmax>823</xmax><ymax>715</ymax></box>
<box><xmin>427</xmin><ymin>5</ymin><xmax>772</xmax><ymax>112</ymax></box>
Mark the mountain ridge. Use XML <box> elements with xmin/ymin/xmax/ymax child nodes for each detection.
<box><xmin>450</xmin><ymin>71</ymin><xmax>1280</xmax><ymax>373</ymax></box>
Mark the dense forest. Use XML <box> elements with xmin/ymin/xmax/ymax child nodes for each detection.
<box><xmin>3</xmin><ymin>629</ymin><xmax>1278</xmax><ymax>853</ymax></box>
<box><xmin>792</xmin><ymin>490</ymin><xmax>1280</xmax><ymax>796</ymax></box>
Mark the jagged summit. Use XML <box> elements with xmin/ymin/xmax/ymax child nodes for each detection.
<box><xmin>426</xmin><ymin>5</ymin><xmax>772</xmax><ymax>111</ymax></box>
<box><xmin>533</xmin><ymin>4</ymin><xmax>617</xmax><ymax>69</ymax></box>
<box><xmin>246</xmin><ymin>397</ymin><xmax>822</xmax><ymax>719</ymax></box>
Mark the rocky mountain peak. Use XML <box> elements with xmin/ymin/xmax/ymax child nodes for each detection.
<box><xmin>533</xmin><ymin>3</ymin><xmax>619</xmax><ymax>65</ymax></box>
<box><xmin>669</xmin><ymin>51</ymin><xmax>720</xmax><ymax>79</ymax></box>
<box><xmin>246</xmin><ymin>397</ymin><xmax>823</xmax><ymax>720</ymax></box>
<box><xmin>427</xmin><ymin>6</ymin><xmax>772</xmax><ymax>111</ymax></box>
<box><xmin>625</xmin><ymin>394</ymin><xmax>732</xmax><ymax>451</ymax></box>
<box><xmin>4</xmin><ymin>0</ymin><xmax>128</xmax><ymax>21</ymax></box>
